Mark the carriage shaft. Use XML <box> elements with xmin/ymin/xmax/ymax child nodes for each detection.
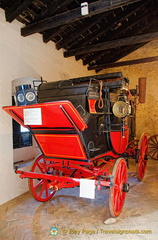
<box><xmin>16</xmin><ymin>170</ymin><xmax>111</xmax><ymax>189</ymax></box>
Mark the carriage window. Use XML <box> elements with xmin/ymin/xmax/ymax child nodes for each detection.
<box><xmin>20</xmin><ymin>125</ymin><xmax>29</xmax><ymax>133</ymax></box>
<box><xmin>12</xmin><ymin>97</ymin><xmax>32</xmax><ymax>149</ymax></box>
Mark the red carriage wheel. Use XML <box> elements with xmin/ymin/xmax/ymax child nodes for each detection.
<box><xmin>29</xmin><ymin>154</ymin><xmax>56</xmax><ymax>202</ymax></box>
<box><xmin>148</xmin><ymin>134</ymin><xmax>158</xmax><ymax>160</ymax></box>
<box><xmin>136</xmin><ymin>133</ymin><xmax>148</xmax><ymax>181</ymax></box>
<box><xmin>109</xmin><ymin>158</ymin><xmax>129</xmax><ymax>217</ymax></box>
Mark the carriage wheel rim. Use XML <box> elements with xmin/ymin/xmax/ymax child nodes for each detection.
<box><xmin>136</xmin><ymin>134</ymin><xmax>148</xmax><ymax>181</ymax></box>
<box><xmin>148</xmin><ymin>134</ymin><xmax>158</xmax><ymax>160</ymax></box>
<box><xmin>29</xmin><ymin>154</ymin><xmax>56</xmax><ymax>202</ymax></box>
<box><xmin>109</xmin><ymin>158</ymin><xmax>128</xmax><ymax>217</ymax></box>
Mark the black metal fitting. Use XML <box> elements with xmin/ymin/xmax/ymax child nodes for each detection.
<box><xmin>122</xmin><ymin>183</ymin><xmax>130</xmax><ymax>192</ymax></box>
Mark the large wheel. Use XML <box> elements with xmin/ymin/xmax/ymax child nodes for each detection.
<box><xmin>109</xmin><ymin>158</ymin><xmax>129</xmax><ymax>217</ymax></box>
<box><xmin>148</xmin><ymin>134</ymin><xmax>158</xmax><ymax>160</ymax></box>
<box><xmin>136</xmin><ymin>133</ymin><xmax>148</xmax><ymax>181</ymax></box>
<box><xmin>29</xmin><ymin>154</ymin><xmax>56</xmax><ymax>202</ymax></box>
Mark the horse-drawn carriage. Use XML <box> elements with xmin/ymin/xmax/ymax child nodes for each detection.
<box><xmin>3</xmin><ymin>72</ymin><xmax>148</xmax><ymax>217</ymax></box>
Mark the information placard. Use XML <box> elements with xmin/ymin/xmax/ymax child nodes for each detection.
<box><xmin>79</xmin><ymin>179</ymin><xmax>95</xmax><ymax>199</ymax></box>
<box><xmin>24</xmin><ymin>108</ymin><xmax>42</xmax><ymax>125</ymax></box>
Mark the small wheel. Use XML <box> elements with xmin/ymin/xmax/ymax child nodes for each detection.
<box><xmin>29</xmin><ymin>154</ymin><xmax>56</xmax><ymax>202</ymax></box>
<box><xmin>148</xmin><ymin>134</ymin><xmax>158</xmax><ymax>160</ymax></box>
<box><xmin>136</xmin><ymin>133</ymin><xmax>148</xmax><ymax>181</ymax></box>
<box><xmin>109</xmin><ymin>158</ymin><xmax>129</xmax><ymax>217</ymax></box>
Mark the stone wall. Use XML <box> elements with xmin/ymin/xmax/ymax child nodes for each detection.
<box><xmin>100</xmin><ymin>40</ymin><xmax>158</xmax><ymax>138</ymax></box>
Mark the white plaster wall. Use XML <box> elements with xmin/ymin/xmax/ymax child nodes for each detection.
<box><xmin>0</xmin><ymin>9</ymin><xmax>95</xmax><ymax>205</ymax></box>
<box><xmin>12</xmin><ymin>77</ymin><xmax>42</xmax><ymax>163</ymax></box>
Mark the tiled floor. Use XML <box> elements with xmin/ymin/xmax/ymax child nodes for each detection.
<box><xmin>0</xmin><ymin>158</ymin><xmax>158</xmax><ymax>240</ymax></box>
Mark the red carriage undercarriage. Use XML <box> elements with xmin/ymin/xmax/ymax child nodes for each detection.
<box><xmin>3</xmin><ymin>72</ymin><xmax>148</xmax><ymax>217</ymax></box>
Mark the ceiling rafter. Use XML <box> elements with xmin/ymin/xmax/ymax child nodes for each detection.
<box><xmin>75</xmin><ymin>0</ymin><xmax>155</xmax><ymax>62</ymax></box>
<box><xmin>5</xmin><ymin>0</ymin><xmax>33</xmax><ymax>22</ymax></box>
<box><xmin>55</xmin><ymin>12</ymin><xmax>111</xmax><ymax>50</ymax></box>
<box><xmin>95</xmin><ymin>43</ymin><xmax>148</xmax><ymax>72</ymax></box>
<box><xmin>64</xmin><ymin>31</ymin><xmax>158</xmax><ymax>58</ymax></box>
<box><xmin>88</xmin><ymin>56</ymin><xmax>158</xmax><ymax>70</ymax></box>
<box><xmin>82</xmin><ymin>9</ymin><xmax>158</xmax><ymax>65</ymax></box>
<box><xmin>40</xmin><ymin>0</ymin><xmax>80</xmax><ymax>43</ymax></box>
<box><xmin>21</xmin><ymin>0</ymin><xmax>141</xmax><ymax>37</ymax></box>
<box><xmin>65</xmin><ymin>0</ymin><xmax>149</xmax><ymax>51</ymax></box>
<box><xmin>32</xmin><ymin>0</ymin><xmax>74</xmax><ymax>23</ymax></box>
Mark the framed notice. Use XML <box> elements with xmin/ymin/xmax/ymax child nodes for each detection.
<box><xmin>24</xmin><ymin>108</ymin><xmax>42</xmax><ymax>125</ymax></box>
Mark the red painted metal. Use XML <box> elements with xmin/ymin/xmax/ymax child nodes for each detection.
<box><xmin>2</xmin><ymin>101</ymin><xmax>88</xmax><ymax>131</ymax></box>
<box><xmin>110</xmin><ymin>128</ymin><xmax>129</xmax><ymax>154</ymax></box>
<box><xmin>88</xmin><ymin>99</ymin><xmax>97</xmax><ymax>113</ymax></box>
<box><xmin>34</xmin><ymin>134</ymin><xmax>87</xmax><ymax>160</ymax></box>
<box><xmin>109</xmin><ymin>158</ymin><xmax>128</xmax><ymax>217</ymax></box>
<box><xmin>136</xmin><ymin>133</ymin><xmax>148</xmax><ymax>181</ymax></box>
<box><xmin>16</xmin><ymin>158</ymin><xmax>115</xmax><ymax>184</ymax></box>
<box><xmin>17</xmin><ymin>156</ymin><xmax>112</xmax><ymax>197</ymax></box>
<box><xmin>3</xmin><ymin>101</ymin><xmax>88</xmax><ymax>160</ymax></box>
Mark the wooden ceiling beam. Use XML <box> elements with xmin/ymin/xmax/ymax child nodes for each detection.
<box><xmin>21</xmin><ymin>0</ymin><xmax>141</xmax><ymax>36</ymax></box>
<box><xmin>42</xmin><ymin>1</ymin><xmax>82</xmax><ymax>43</ymax></box>
<box><xmin>75</xmin><ymin>1</ymin><xmax>155</xmax><ymax>62</ymax></box>
<box><xmin>83</xmin><ymin>43</ymin><xmax>144</xmax><ymax>67</ymax></box>
<box><xmin>37</xmin><ymin>0</ymin><xmax>74</xmax><ymax>43</ymax></box>
<box><xmin>67</xmin><ymin>0</ymin><xmax>150</xmax><ymax>51</ymax></box>
<box><xmin>5</xmin><ymin>0</ymin><xmax>33</xmax><ymax>23</ymax></box>
<box><xmin>43</xmin><ymin>27</ymin><xmax>65</xmax><ymax>43</ymax></box>
<box><xmin>88</xmin><ymin>56</ymin><xmax>158</xmax><ymax>70</ymax></box>
<box><xmin>94</xmin><ymin>43</ymin><xmax>149</xmax><ymax>72</ymax></box>
<box><xmin>64</xmin><ymin>31</ymin><xmax>158</xmax><ymax>58</ymax></box>
<box><xmin>55</xmin><ymin>12</ymin><xmax>110</xmax><ymax>50</ymax></box>
<box><xmin>32</xmin><ymin>0</ymin><xmax>74</xmax><ymax>23</ymax></box>
<box><xmin>82</xmin><ymin>13</ymin><xmax>157</xmax><ymax>65</ymax></box>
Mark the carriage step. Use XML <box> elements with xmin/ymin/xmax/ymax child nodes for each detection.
<box><xmin>89</xmin><ymin>148</ymin><xmax>100</xmax><ymax>152</ymax></box>
<box><xmin>88</xmin><ymin>141</ymin><xmax>100</xmax><ymax>152</ymax></box>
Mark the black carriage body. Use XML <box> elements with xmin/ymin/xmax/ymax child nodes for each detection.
<box><xmin>37</xmin><ymin>72</ymin><xmax>136</xmax><ymax>158</ymax></box>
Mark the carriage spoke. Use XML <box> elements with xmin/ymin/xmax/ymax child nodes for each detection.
<box><xmin>45</xmin><ymin>182</ymin><xmax>49</xmax><ymax>198</ymax></box>
<box><xmin>149</xmin><ymin>142</ymin><xmax>157</xmax><ymax>147</ymax></box>
<box><xmin>153</xmin><ymin>135</ymin><xmax>158</xmax><ymax>144</ymax></box>
<box><xmin>39</xmin><ymin>181</ymin><xmax>46</xmax><ymax>198</ymax></box>
<box><xmin>148</xmin><ymin>147</ymin><xmax>157</xmax><ymax>153</ymax></box>
<box><xmin>148</xmin><ymin>134</ymin><xmax>158</xmax><ymax>160</ymax></box>
<box><xmin>114</xmin><ymin>191</ymin><xmax>119</xmax><ymax>212</ymax></box>
<box><xmin>148</xmin><ymin>148</ymin><xmax>158</xmax><ymax>158</ymax></box>
<box><xmin>33</xmin><ymin>179</ymin><xmax>44</xmax><ymax>190</ymax></box>
<box><xmin>36</xmin><ymin>162</ymin><xmax>45</xmax><ymax>174</ymax></box>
